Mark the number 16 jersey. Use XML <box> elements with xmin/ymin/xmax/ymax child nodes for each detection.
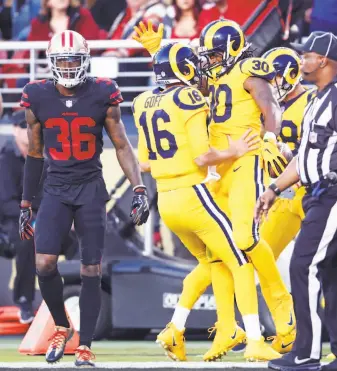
<box><xmin>133</xmin><ymin>86</ymin><xmax>210</xmax><ymax>192</ymax></box>
<box><xmin>20</xmin><ymin>77</ymin><xmax>123</xmax><ymax>184</ymax></box>
<box><xmin>208</xmin><ymin>57</ymin><xmax>276</xmax><ymax>154</ymax></box>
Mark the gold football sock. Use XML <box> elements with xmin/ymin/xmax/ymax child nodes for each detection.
<box><xmin>178</xmin><ymin>263</ymin><xmax>211</xmax><ymax>310</ymax></box>
<box><xmin>246</xmin><ymin>239</ymin><xmax>289</xmax><ymax>309</ymax></box>
<box><xmin>233</xmin><ymin>263</ymin><xmax>259</xmax><ymax>316</ymax></box>
<box><xmin>211</xmin><ymin>262</ymin><xmax>235</xmax><ymax>327</ymax></box>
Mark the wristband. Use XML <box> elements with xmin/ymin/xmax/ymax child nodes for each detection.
<box><xmin>268</xmin><ymin>183</ymin><xmax>281</xmax><ymax>196</ymax></box>
<box><xmin>133</xmin><ymin>185</ymin><xmax>147</xmax><ymax>195</ymax></box>
<box><xmin>22</xmin><ymin>156</ymin><xmax>44</xmax><ymax>202</ymax></box>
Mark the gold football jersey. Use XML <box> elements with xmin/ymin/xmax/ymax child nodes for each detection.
<box><xmin>279</xmin><ymin>88</ymin><xmax>315</xmax><ymax>154</ymax></box>
<box><xmin>208</xmin><ymin>57</ymin><xmax>276</xmax><ymax>153</ymax></box>
<box><xmin>133</xmin><ymin>86</ymin><xmax>210</xmax><ymax>191</ymax></box>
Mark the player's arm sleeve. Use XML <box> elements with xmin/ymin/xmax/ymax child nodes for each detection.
<box><xmin>99</xmin><ymin>78</ymin><xmax>124</xmax><ymax>106</ymax></box>
<box><xmin>20</xmin><ymin>84</ymin><xmax>31</xmax><ymax>109</ymax></box>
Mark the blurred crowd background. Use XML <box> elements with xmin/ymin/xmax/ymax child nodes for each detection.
<box><xmin>1</xmin><ymin>0</ymin><xmax>337</xmax><ymax>121</ymax></box>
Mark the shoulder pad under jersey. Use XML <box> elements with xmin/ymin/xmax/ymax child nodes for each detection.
<box><xmin>95</xmin><ymin>77</ymin><xmax>123</xmax><ymax>106</ymax></box>
<box><xmin>173</xmin><ymin>86</ymin><xmax>208</xmax><ymax>111</ymax></box>
<box><xmin>239</xmin><ymin>58</ymin><xmax>276</xmax><ymax>82</ymax></box>
<box><xmin>20</xmin><ymin>79</ymin><xmax>48</xmax><ymax>108</ymax></box>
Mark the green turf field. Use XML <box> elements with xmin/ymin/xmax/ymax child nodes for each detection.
<box><xmin>0</xmin><ymin>338</ymin><xmax>333</xmax><ymax>363</ymax></box>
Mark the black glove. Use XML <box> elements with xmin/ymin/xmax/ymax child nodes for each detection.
<box><xmin>19</xmin><ymin>206</ymin><xmax>34</xmax><ymax>241</ymax></box>
<box><xmin>130</xmin><ymin>185</ymin><xmax>149</xmax><ymax>226</ymax></box>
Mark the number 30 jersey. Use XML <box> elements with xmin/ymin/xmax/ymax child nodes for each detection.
<box><xmin>20</xmin><ymin>78</ymin><xmax>123</xmax><ymax>183</ymax></box>
<box><xmin>133</xmin><ymin>86</ymin><xmax>210</xmax><ymax>192</ymax></box>
<box><xmin>208</xmin><ymin>57</ymin><xmax>276</xmax><ymax>154</ymax></box>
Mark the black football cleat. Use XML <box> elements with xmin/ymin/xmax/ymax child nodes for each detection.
<box><xmin>46</xmin><ymin>326</ymin><xmax>74</xmax><ymax>363</ymax></box>
<box><xmin>268</xmin><ymin>351</ymin><xmax>321</xmax><ymax>371</ymax></box>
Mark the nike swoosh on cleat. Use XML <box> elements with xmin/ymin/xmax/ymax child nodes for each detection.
<box><xmin>287</xmin><ymin>313</ymin><xmax>294</xmax><ymax>326</ymax></box>
<box><xmin>231</xmin><ymin>329</ymin><xmax>237</xmax><ymax>339</ymax></box>
<box><xmin>281</xmin><ymin>341</ymin><xmax>294</xmax><ymax>349</ymax></box>
<box><xmin>172</xmin><ymin>335</ymin><xmax>176</xmax><ymax>347</ymax></box>
<box><xmin>233</xmin><ymin>166</ymin><xmax>241</xmax><ymax>172</ymax></box>
<box><xmin>294</xmin><ymin>357</ymin><xmax>311</xmax><ymax>364</ymax></box>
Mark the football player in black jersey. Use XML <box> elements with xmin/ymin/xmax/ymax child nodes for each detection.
<box><xmin>19</xmin><ymin>30</ymin><xmax>149</xmax><ymax>367</ymax></box>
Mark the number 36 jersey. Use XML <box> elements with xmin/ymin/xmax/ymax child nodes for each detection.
<box><xmin>20</xmin><ymin>77</ymin><xmax>123</xmax><ymax>183</ymax></box>
<box><xmin>133</xmin><ymin>86</ymin><xmax>210</xmax><ymax>192</ymax></box>
<box><xmin>208</xmin><ymin>57</ymin><xmax>276</xmax><ymax>153</ymax></box>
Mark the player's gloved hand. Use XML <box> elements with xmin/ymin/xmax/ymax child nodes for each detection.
<box><xmin>19</xmin><ymin>205</ymin><xmax>34</xmax><ymax>241</ymax></box>
<box><xmin>130</xmin><ymin>185</ymin><xmax>150</xmax><ymax>226</ymax></box>
<box><xmin>261</xmin><ymin>134</ymin><xmax>288</xmax><ymax>178</ymax></box>
<box><xmin>132</xmin><ymin>20</ymin><xmax>164</xmax><ymax>56</ymax></box>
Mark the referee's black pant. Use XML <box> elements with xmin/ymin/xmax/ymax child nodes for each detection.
<box><xmin>290</xmin><ymin>185</ymin><xmax>337</xmax><ymax>360</ymax></box>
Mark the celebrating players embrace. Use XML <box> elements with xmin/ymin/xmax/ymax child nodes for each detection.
<box><xmin>132</xmin><ymin>19</ymin><xmax>302</xmax><ymax>362</ymax></box>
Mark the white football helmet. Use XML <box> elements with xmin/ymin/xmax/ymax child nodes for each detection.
<box><xmin>46</xmin><ymin>30</ymin><xmax>90</xmax><ymax>88</ymax></box>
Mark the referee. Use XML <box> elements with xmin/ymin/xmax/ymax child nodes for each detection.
<box><xmin>255</xmin><ymin>31</ymin><xmax>337</xmax><ymax>371</ymax></box>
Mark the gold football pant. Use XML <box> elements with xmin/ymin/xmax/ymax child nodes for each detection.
<box><xmin>158</xmin><ymin>184</ymin><xmax>259</xmax><ymax>321</ymax></box>
<box><xmin>216</xmin><ymin>155</ymin><xmax>290</xmax><ymax>328</ymax></box>
<box><xmin>260</xmin><ymin>186</ymin><xmax>305</xmax><ymax>260</ymax></box>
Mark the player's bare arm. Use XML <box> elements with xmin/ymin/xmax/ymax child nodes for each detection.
<box><xmin>254</xmin><ymin>156</ymin><xmax>299</xmax><ymax>222</ymax></box>
<box><xmin>194</xmin><ymin>130</ymin><xmax>260</xmax><ymax>167</ymax></box>
<box><xmin>105</xmin><ymin>105</ymin><xmax>143</xmax><ymax>187</ymax></box>
<box><xmin>21</xmin><ymin>108</ymin><xmax>44</xmax><ymax>209</ymax></box>
<box><xmin>244</xmin><ymin>77</ymin><xmax>282</xmax><ymax>136</ymax></box>
<box><xmin>105</xmin><ymin>105</ymin><xmax>149</xmax><ymax>225</ymax></box>
<box><xmin>26</xmin><ymin>108</ymin><xmax>44</xmax><ymax>159</ymax></box>
<box><xmin>19</xmin><ymin>108</ymin><xmax>45</xmax><ymax>240</ymax></box>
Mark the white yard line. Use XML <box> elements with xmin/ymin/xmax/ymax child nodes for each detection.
<box><xmin>0</xmin><ymin>362</ymin><xmax>270</xmax><ymax>369</ymax></box>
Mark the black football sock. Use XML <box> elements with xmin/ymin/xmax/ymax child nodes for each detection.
<box><xmin>79</xmin><ymin>275</ymin><xmax>101</xmax><ymax>348</ymax></box>
<box><xmin>37</xmin><ymin>269</ymin><xmax>70</xmax><ymax>328</ymax></box>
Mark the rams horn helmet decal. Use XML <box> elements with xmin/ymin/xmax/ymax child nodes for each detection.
<box><xmin>153</xmin><ymin>43</ymin><xmax>201</xmax><ymax>86</ymax></box>
<box><xmin>198</xmin><ymin>19</ymin><xmax>248</xmax><ymax>79</ymax></box>
<box><xmin>263</xmin><ymin>47</ymin><xmax>301</xmax><ymax>101</ymax></box>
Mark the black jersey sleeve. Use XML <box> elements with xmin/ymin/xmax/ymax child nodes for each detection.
<box><xmin>95</xmin><ymin>78</ymin><xmax>124</xmax><ymax>106</ymax></box>
<box><xmin>20</xmin><ymin>80</ymin><xmax>47</xmax><ymax>114</ymax></box>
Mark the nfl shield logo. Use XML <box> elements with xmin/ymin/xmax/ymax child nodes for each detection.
<box><xmin>66</xmin><ymin>100</ymin><xmax>73</xmax><ymax>108</ymax></box>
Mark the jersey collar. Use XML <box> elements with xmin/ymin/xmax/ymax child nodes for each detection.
<box><xmin>281</xmin><ymin>90</ymin><xmax>307</xmax><ymax>111</ymax></box>
<box><xmin>152</xmin><ymin>86</ymin><xmax>181</xmax><ymax>95</ymax></box>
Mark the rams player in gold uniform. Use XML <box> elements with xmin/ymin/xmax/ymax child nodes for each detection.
<box><xmin>260</xmin><ymin>47</ymin><xmax>315</xmax><ymax>261</ymax></box>
<box><xmin>132</xmin><ymin>41</ymin><xmax>281</xmax><ymax>362</ymax></box>
<box><xmin>198</xmin><ymin>19</ymin><xmax>296</xmax><ymax>349</ymax></box>
<box><xmin>256</xmin><ymin>47</ymin><xmax>315</xmax><ymax>353</ymax></box>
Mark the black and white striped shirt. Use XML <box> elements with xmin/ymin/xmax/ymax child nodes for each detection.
<box><xmin>297</xmin><ymin>78</ymin><xmax>337</xmax><ymax>185</ymax></box>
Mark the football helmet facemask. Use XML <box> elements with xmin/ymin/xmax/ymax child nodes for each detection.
<box><xmin>46</xmin><ymin>30</ymin><xmax>90</xmax><ymax>89</ymax></box>
<box><xmin>153</xmin><ymin>42</ymin><xmax>201</xmax><ymax>87</ymax></box>
<box><xmin>198</xmin><ymin>19</ymin><xmax>250</xmax><ymax>79</ymax></box>
<box><xmin>262</xmin><ymin>47</ymin><xmax>301</xmax><ymax>101</ymax></box>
